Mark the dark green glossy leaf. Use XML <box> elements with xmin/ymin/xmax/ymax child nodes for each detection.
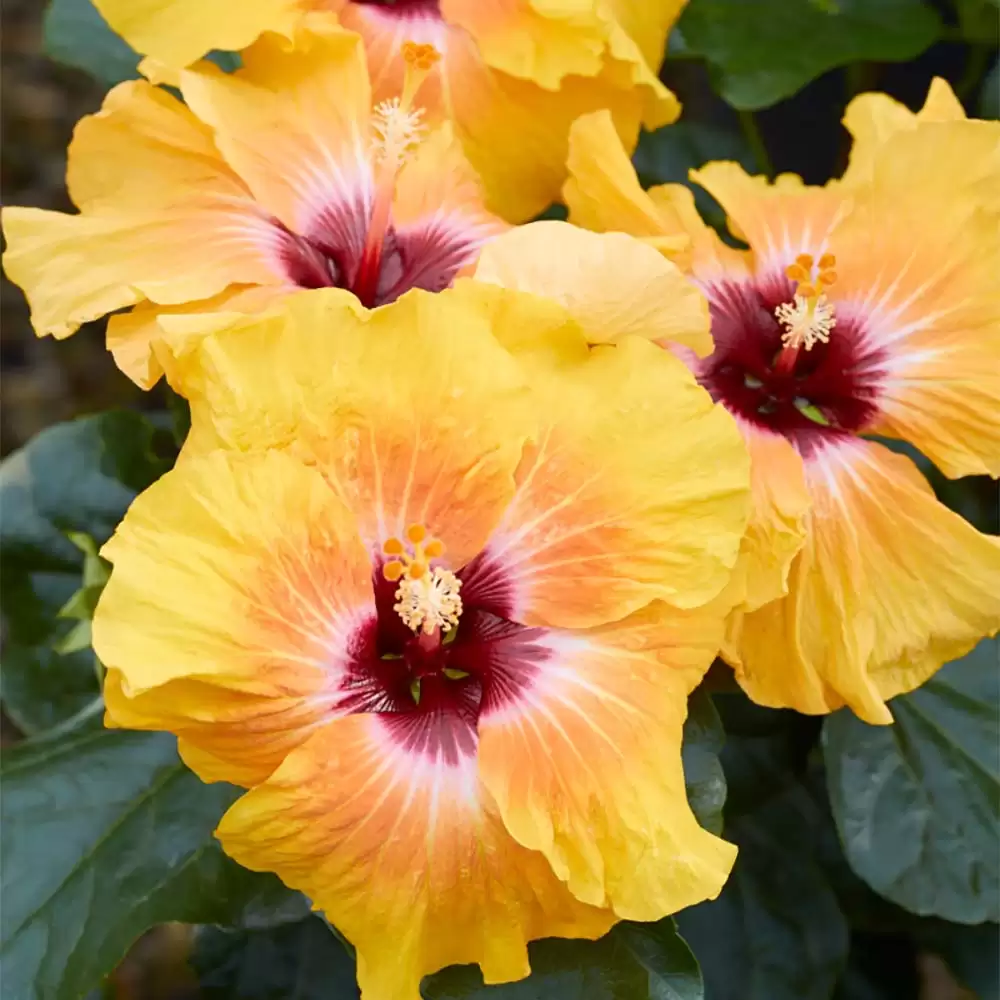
<box><xmin>682</xmin><ymin>689</ymin><xmax>727</xmax><ymax>836</ymax></box>
<box><xmin>43</xmin><ymin>0</ymin><xmax>140</xmax><ymax>85</ymax></box>
<box><xmin>0</xmin><ymin>412</ymin><xmax>169</xmax><ymax>734</ymax></box>
<box><xmin>423</xmin><ymin>920</ymin><xmax>702</xmax><ymax>999</ymax></box>
<box><xmin>679</xmin><ymin>713</ymin><xmax>849</xmax><ymax>1000</ymax></box>
<box><xmin>675</xmin><ymin>0</ymin><xmax>941</xmax><ymax>109</ymax></box>
<box><xmin>0</xmin><ymin>725</ymin><xmax>300</xmax><ymax>1000</ymax></box>
<box><xmin>193</xmin><ymin>917</ymin><xmax>359</xmax><ymax>999</ymax></box>
<box><xmin>822</xmin><ymin>640</ymin><xmax>1000</xmax><ymax>924</ymax></box>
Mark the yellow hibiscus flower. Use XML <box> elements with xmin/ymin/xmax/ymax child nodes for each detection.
<box><xmin>2</xmin><ymin>22</ymin><xmax>506</xmax><ymax>388</ymax></box>
<box><xmin>552</xmin><ymin>77</ymin><xmax>1000</xmax><ymax>724</ymax></box>
<box><xmin>93</xmin><ymin>283</ymin><xmax>751</xmax><ymax>998</ymax></box>
<box><xmin>88</xmin><ymin>0</ymin><xmax>686</xmax><ymax>220</ymax></box>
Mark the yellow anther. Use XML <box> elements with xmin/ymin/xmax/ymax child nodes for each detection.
<box><xmin>403</xmin><ymin>41</ymin><xmax>440</xmax><ymax>72</ymax></box>
<box><xmin>380</xmin><ymin>526</ymin><xmax>460</xmax><ymax>634</ymax></box>
<box><xmin>775</xmin><ymin>251</ymin><xmax>838</xmax><ymax>352</ymax></box>
<box><xmin>394</xmin><ymin>567</ymin><xmax>463</xmax><ymax>635</ymax></box>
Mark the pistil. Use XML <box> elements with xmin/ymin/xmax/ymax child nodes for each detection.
<box><xmin>354</xmin><ymin>42</ymin><xmax>440</xmax><ymax>306</ymax></box>
<box><xmin>773</xmin><ymin>253</ymin><xmax>837</xmax><ymax>374</ymax></box>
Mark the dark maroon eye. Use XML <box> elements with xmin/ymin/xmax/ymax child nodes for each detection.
<box><xmin>696</xmin><ymin>273</ymin><xmax>889</xmax><ymax>457</ymax></box>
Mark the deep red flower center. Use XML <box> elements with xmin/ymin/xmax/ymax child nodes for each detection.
<box><xmin>338</xmin><ymin>550</ymin><xmax>546</xmax><ymax>761</ymax></box>
<box><xmin>697</xmin><ymin>274</ymin><xmax>889</xmax><ymax>454</ymax></box>
<box><xmin>352</xmin><ymin>0</ymin><xmax>441</xmax><ymax>11</ymax></box>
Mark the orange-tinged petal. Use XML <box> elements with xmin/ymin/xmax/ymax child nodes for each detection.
<box><xmin>441</xmin><ymin>0</ymin><xmax>607</xmax><ymax>88</ymax></box>
<box><xmin>178</xmin><ymin>19</ymin><xmax>371</xmax><ymax>233</ymax></box>
<box><xmin>1</xmin><ymin>202</ymin><xmax>282</xmax><ymax>340</ymax></box>
<box><xmin>480</xmin><ymin>335</ymin><xmax>750</xmax><ymax>627</ymax></box>
<box><xmin>91</xmin><ymin>0</ymin><xmax>301</xmax><ymax>68</ymax></box>
<box><xmin>392</xmin><ymin>123</ymin><xmax>509</xmax><ymax>250</ymax></box>
<box><xmin>690</xmin><ymin>162</ymin><xmax>852</xmax><ymax>274</ymax></box>
<box><xmin>217</xmin><ymin>713</ymin><xmax>616</xmax><ymax>999</ymax></box>
<box><xmin>478</xmin><ymin>600</ymin><xmax>736</xmax><ymax>918</ymax></box>
<box><xmin>473</xmin><ymin>220</ymin><xmax>711</xmax><ymax>354</ymax></box>
<box><xmin>829</xmin><ymin>120</ymin><xmax>1000</xmax><ymax>477</ymax></box>
<box><xmin>728</xmin><ymin>439</ymin><xmax>1000</xmax><ymax>724</ymax></box>
<box><xmin>93</xmin><ymin>449</ymin><xmax>375</xmax><ymax>785</ymax></box>
<box><xmin>841</xmin><ymin>77</ymin><xmax>966</xmax><ymax>187</ymax></box>
<box><xmin>167</xmin><ymin>287</ymin><xmax>536</xmax><ymax>568</ymax></box>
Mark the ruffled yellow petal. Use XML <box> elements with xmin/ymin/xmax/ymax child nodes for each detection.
<box><xmin>443</xmin><ymin>32</ymin><xmax>675</xmax><ymax>222</ymax></box>
<box><xmin>217</xmin><ymin>714</ymin><xmax>615</xmax><ymax>1000</ymax></box>
<box><xmin>93</xmin><ymin>449</ymin><xmax>375</xmax><ymax>784</ymax></box>
<box><xmin>563</xmin><ymin>111</ymin><xmax>689</xmax><ymax>259</ymax></box>
<box><xmin>442</xmin><ymin>0</ymin><xmax>607</xmax><ymax>88</ymax></box>
<box><xmin>106</xmin><ymin>285</ymin><xmax>285</xmax><ymax>389</ymax></box>
<box><xmin>65</xmin><ymin>80</ymin><xmax>247</xmax><ymax>212</ymax></box>
<box><xmin>842</xmin><ymin>77</ymin><xmax>966</xmax><ymax>186</ymax></box>
<box><xmin>478</xmin><ymin>600</ymin><xmax>736</xmax><ymax>919</ymax></box>
<box><xmin>0</xmin><ymin>78</ymin><xmax>281</xmax><ymax>342</ymax></box>
<box><xmin>830</xmin><ymin>119</ymin><xmax>1000</xmax><ymax>477</ymax></box>
<box><xmin>473</xmin><ymin>220</ymin><xmax>711</xmax><ymax>354</ymax></box>
<box><xmin>729</xmin><ymin>439</ymin><xmax>1000</xmax><ymax>724</ymax></box>
<box><xmin>178</xmin><ymin>19</ymin><xmax>371</xmax><ymax>231</ymax></box>
<box><xmin>603</xmin><ymin>0</ymin><xmax>688</xmax><ymax>72</ymax></box>
<box><xmin>91</xmin><ymin>0</ymin><xmax>301</xmax><ymax>68</ymax></box>
<box><xmin>168</xmin><ymin>287</ymin><xmax>536</xmax><ymax>568</ymax></box>
<box><xmin>0</xmin><ymin>202</ymin><xmax>281</xmax><ymax>341</ymax></box>
<box><xmin>480</xmin><ymin>333</ymin><xmax>750</xmax><ymax>627</ymax></box>
<box><xmin>720</xmin><ymin>426</ymin><xmax>810</xmax><ymax>623</ymax></box>
<box><xmin>563</xmin><ymin>110</ymin><xmax>745</xmax><ymax>274</ymax></box>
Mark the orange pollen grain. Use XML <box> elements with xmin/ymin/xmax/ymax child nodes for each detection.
<box><xmin>402</xmin><ymin>41</ymin><xmax>440</xmax><ymax>71</ymax></box>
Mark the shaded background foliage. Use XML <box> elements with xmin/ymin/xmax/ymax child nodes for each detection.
<box><xmin>0</xmin><ymin>0</ymin><xmax>998</xmax><ymax>998</ymax></box>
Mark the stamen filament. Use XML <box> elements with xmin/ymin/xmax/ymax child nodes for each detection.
<box><xmin>356</xmin><ymin>42</ymin><xmax>441</xmax><ymax>307</ymax></box>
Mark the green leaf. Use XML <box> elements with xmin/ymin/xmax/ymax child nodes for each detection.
<box><xmin>423</xmin><ymin>920</ymin><xmax>702</xmax><ymax>999</ymax></box>
<box><xmin>43</xmin><ymin>0</ymin><xmax>141</xmax><ymax>86</ymax></box>
<box><xmin>675</xmin><ymin>0</ymin><xmax>942</xmax><ymax>109</ymax></box>
<box><xmin>0</xmin><ymin>725</ymin><xmax>301</xmax><ymax>1000</ymax></box>
<box><xmin>193</xmin><ymin>917</ymin><xmax>359</xmax><ymax>999</ymax></box>
<box><xmin>632</xmin><ymin>120</ymin><xmax>755</xmax><ymax>225</ymax></box>
<box><xmin>633</xmin><ymin>121</ymin><xmax>754</xmax><ymax>187</ymax></box>
<box><xmin>0</xmin><ymin>412</ymin><xmax>170</xmax><ymax>734</ymax></box>
<box><xmin>678</xmin><ymin>708</ymin><xmax>849</xmax><ymax>1000</ymax></box>
<box><xmin>823</xmin><ymin>639</ymin><xmax>1000</xmax><ymax>924</ymax></box>
<box><xmin>682</xmin><ymin>689</ymin><xmax>727</xmax><ymax>836</ymax></box>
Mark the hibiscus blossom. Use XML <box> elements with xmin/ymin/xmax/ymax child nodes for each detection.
<box><xmin>93</xmin><ymin>283</ymin><xmax>750</xmax><ymax>998</ymax></box>
<box><xmin>88</xmin><ymin>0</ymin><xmax>686</xmax><ymax>220</ymax></box>
<box><xmin>2</xmin><ymin>22</ymin><xmax>505</xmax><ymax>387</ymax></box>
<box><xmin>554</xmin><ymin>78</ymin><xmax>1000</xmax><ymax>722</ymax></box>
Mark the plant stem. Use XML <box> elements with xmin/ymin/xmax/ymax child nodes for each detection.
<box><xmin>738</xmin><ymin>110</ymin><xmax>773</xmax><ymax>177</ymax></box>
